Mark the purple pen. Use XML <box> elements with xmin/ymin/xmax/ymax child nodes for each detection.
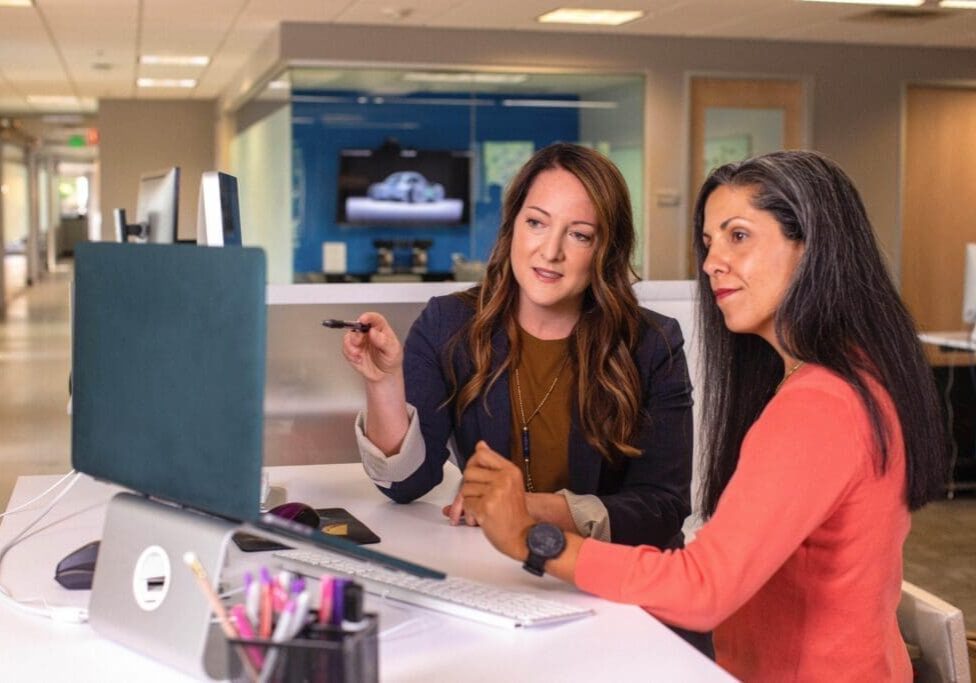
<box><xmin>330</xmin><ymin>578</ymin><xmax>347</xmax><ymax>626</ymax></box>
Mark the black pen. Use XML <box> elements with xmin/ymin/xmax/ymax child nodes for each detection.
<box><xmin>322</xmin><ymin>319</ymin><xmax>371</xmax><ymax>333</ymax></box>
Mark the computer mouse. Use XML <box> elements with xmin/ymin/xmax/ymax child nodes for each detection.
<box><xmin>54</xmin><ymin>539</ymin><xmax>100</xmax><ymax>590</ymax></box>
<box><xmin>269</xmin><ymin>502</ymin><xmax>320</xmax><ymax>529</ymax></box>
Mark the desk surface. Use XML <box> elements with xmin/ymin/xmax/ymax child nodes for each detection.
<box><xmin>919</xmin><ymin>331</ymin><xmax>976</xmax><ymax>352</ymax></box>
<box><xmin>0</xmin><ymin>464</ymin><xmax>731</xmax><ymax>682</ymax></box>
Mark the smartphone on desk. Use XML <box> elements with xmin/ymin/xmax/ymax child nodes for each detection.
<box><xmin>233</xmin><ymin>507</ymin><xmax>381</xmax><ymax>552</ymax></box>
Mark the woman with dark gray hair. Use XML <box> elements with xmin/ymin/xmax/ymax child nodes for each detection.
<box><xmin>462</xmin><ymin>150</ymin><xmax>946</xmax><ymax>681</ymax></box>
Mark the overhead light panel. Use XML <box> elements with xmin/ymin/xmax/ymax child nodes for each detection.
<box><xmin>139</xmin><ymin>55</ymin><xmax>210</xmax><ymax>67</ymax></box>
<box><xmin>0</xmin><ymin>0</ymin><xmax>34</xmax><ymax>7</ymax></box>
<box><xmin>940</xmin><ymin>0</ymin><xmax>976</xmax><ymax>8</ymax></box>
<box><xmin>403</xmin><ymin>72</ymin><xmax>528</xmax><ymax>84</ymax></box>
<box><xmin>537</xmin><ymin>8</ymin><xmax>644</xmax><ymax>25</ymax></box>
<box><xmin>797</xmin><ymin>0</ymin><xmax>924</xmax><ymax>5</ymax></box>
<box><xmin>137</xmin><ymin>78</ymin><xmax>197</xmax><ymax>88</ymax></box>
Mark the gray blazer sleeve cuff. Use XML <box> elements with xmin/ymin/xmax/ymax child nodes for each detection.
<box><xmin>556</xmin><ymin>489</ymin><xmax>611</xmax><ymax>541</ymax></box>
<box><xmin>356</xmin><ymin>403</ymin><xmax>425</xmax><ymax>488</ymax></box>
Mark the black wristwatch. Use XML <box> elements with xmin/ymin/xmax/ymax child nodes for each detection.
<box><xmin>522</xmin><ymin>523</ymin><xmax>566</xmax><ymax>577</ymax></box>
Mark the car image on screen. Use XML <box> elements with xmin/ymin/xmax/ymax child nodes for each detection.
<box><xmin>367</xmin><ymin>171</ymin><xmax>446</xmax><ymax>203</ymax></box>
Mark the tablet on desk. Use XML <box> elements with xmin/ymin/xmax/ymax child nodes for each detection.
<box><xmin>233</xmin><ymin>507</ymin><xmax>381</xmax><ymax>552</ymax></box>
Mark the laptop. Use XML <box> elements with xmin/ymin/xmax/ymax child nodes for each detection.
<box><xmin>71</xmin><ymin>242</ymin><xmax>442</xmax><ymax>579</ymax></box>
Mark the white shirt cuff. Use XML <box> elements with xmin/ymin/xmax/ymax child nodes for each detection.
<box><xmin>356</xmin><ymin>403</ymin><xmax>426</xmax><ymax>488</ymax></box>
<box><xmin>556</xmin><ymin>489</ymin><xmax>611</xmax><ymax>541</ymax></box>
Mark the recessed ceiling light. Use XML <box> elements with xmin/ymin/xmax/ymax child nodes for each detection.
<box><xmin>0</xmin><ymin>0</ymin><xmax>34</xmax><ymax>7</ymax></box>
<box><xmin>267</xmin><ymin>80</ymin><xmax>291</xmax><ymax>90</ymax></box>
<box><xmin>537</xmin><ymin>8</ymin><xmax>644</xmax><ymax>25</ymax></box>
<box><xmin>26</xmin><ymin>95</ymin><xmax>79</xmax><ymax>106</ymax></box>
<box><xmin>940</xmin><ymin>0</ymin><xmax>976</xmax><ymax>8</ymax></box>
<box><xmin>139</xmin><ymin>55</ymin><xmax>209</xmax><ymax>67</ymax></box>
<box><xmin>797</xmin><ymin>0</ymin><xmax>924</xmax><ymax>6</ymax></box>
<box><xmin>403</xmin><ymin>72</ymin><xmax>528</xmax><ymax>84</ymax></box>
<box><xmin>136</xmin><ymin>78</ymin><xmax>197</xmax><ymax>88</ymax></box>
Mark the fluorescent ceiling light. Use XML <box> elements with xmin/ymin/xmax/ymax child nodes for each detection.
<box><xmin>502</xmin><ymin>98</ymin><xmax>617</xmax><ymax>109</ymax></box>
<box><xmin>139</xmin><ymin>55</ymin><xmax>209</xmax><ymax>67</ymax></box>
<box><xmin>137</xmin><ymin>78</ymin><xmax>196</xmax><ymax>88</ymax></box>
<box><xmin>940</xmin><ymin>0</ymin><xmax>976</xmax><ymax>7</ymax></box>
<box><xmin>0</xmin><ymin>0</ymin><xmax>34</xmax><ymax>7</ymax></box>
<box><xmin>27</xmin><ymin>95</ymin><xmax>79</xmax><ymax>106</ymax></box>
<box><xmin>797</xmin><ymin>0</ymin><xmax>924</xmax><ymax>5</ymax></box>
<box><xmin>267</xmin><ymin>80</ymin><xmax>291</xmax><ymax>90</ymax></box>
<box><xmin>403</xmin><ymin>72</ymin><xmax>528</xmax><ymax>84</ymax></box>
<box><xmin>537</xmin><ymin>8</ymin><xmax>644</xmax><ymax>25</ymax></box>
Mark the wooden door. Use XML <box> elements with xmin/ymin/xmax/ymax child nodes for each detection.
<box><xmin>902</xmin><ymin>85</ymin><xmax>976</xmax><ymax>335</ymax></box>
<box><xmin>687</xmin><ymin>77</ymin><xmax>807</xmax><ymax>277</ymax></box>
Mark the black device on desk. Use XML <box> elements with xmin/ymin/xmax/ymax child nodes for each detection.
<box><xmin>54</xmin><ymin>540</ymin><xmax>100</xmax><ymax>590</ymax></box>
<box><xmin>234</xmin><ymin>505</ymin><xmax>381</xmax><ymax>552</ymax></box>
<box><xmin>70</xmin><ymin>243</ymin><xmax>443</xmax><ymax>579</ymax></box>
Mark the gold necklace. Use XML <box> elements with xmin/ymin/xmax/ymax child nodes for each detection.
<box><xmin>775</xmin><ymin>360</ymin><xmax>805</xmax><ymax>394</ymax></box>
<box><xmin>514</xmin><ymin>357</ymin><xmax>568</xmax><ymax>493</ymax></box>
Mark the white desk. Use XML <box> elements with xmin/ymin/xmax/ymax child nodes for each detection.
<box><xmin>918</xmin><ymin>331</ymin><xmax>976</xmax><ymax>353</ymax></box>
<box><xmin>0</xmin><ymin>464</ymin><xmax>732</xmax><ymax>682</ymax></box>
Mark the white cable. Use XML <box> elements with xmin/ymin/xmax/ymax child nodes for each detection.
<box><xmin>0</xmin><ymin>472</ymin><xmax>89</xmax><ymax>623</ymax></box>
<box><xmin>0</xmin><ymin>469</ymin><xmax>77</xmax><ymax>519</ymax></box>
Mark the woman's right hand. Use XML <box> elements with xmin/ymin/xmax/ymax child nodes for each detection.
<box><xmin>341</xmin><ymin>312</ymin><xmax>404</xmax><ymax>384</ymax></box>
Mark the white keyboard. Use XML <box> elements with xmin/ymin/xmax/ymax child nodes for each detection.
<box><xmin>272</xmin><ymin>548</ymin><xmax>594</xmax><ymax>629</ymax></box>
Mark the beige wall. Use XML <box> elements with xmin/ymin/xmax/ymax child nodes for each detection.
<box><xmin>228</xmin><ymin>23</ymin><xmax>976</xmax><ymax>281</ymax></box>
<box><xmin>98</xmin><ymin>99</ymin><xmax>217</xmax><ymax>242</ymax></box>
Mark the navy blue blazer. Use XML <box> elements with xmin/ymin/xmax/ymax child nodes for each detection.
<box><xmin>384</xmin><ymin>293</ymin><xmax>694</xmax><ymax>550</ymax></box>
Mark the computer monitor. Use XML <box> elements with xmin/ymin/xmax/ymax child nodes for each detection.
<box><xmin>136</xmin><ymin>167</ymin><xmax>179</xmax><ymax>244</ymax></box>
<box><xmin>196</xmin><ymin>171</ymin><xmax>242</xmax><ymax>247</ymax></box>
<box><xmin>963</xmin><ymin>243</ymin><xmax>976</xmax><ymax>341</ymax></box>
<box><xmin>113</xmin><ymin>167</ymin><xmax>180</xmax><ymax>243</ymax></box>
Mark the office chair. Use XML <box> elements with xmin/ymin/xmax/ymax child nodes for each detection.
<box><xmin>897</xmin><ymin>580</ymin><xmax>972</xmax><ymax>683</ymax></box>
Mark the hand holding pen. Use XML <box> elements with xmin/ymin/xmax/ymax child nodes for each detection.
<box><xmin>338</xmin><ymin>312</ymin><xmax>404</xmax><ymax>384</ymax></box>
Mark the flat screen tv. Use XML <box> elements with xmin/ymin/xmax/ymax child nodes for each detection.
<box><xmin>337</xmin><ymin>147</ymin><xmax>471</xmax><ymax>226</ymax></box>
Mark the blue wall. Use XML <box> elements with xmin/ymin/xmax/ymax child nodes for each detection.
<box><xmin>291</xmin><ymin>91</ymin><xmax>579</xmax><ymax>275</ymax></box>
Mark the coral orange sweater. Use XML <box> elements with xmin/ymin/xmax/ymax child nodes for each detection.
<box><xmin>575</xmin><ymin>364</ymin><xmax>911</xmax><ymax>682</ymax></box>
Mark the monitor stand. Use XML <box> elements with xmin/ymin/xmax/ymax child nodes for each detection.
<box><xmin>88</xmin><ymin>492</ymin><xmax>242</xmax><ymax>681</ymax></box>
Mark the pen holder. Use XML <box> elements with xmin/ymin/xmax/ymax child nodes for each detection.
<box><xmin>227</xmin><ymin>613</ymin><xmax>378</xmax><ymax>683</ymax></box>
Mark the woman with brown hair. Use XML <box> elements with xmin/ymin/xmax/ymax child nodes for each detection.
<box><xmin>342</xmin><ymin>143</ymin><xmax>707</xmax><ymax>651</ymax></box>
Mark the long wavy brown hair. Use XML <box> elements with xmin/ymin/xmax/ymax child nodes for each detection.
<box><xmin>446</xmin><ymin>143</ymin><xmax>645</xmax><ymax>460</ymax></box>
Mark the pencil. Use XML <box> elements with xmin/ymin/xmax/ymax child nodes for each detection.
<box><xmin>183</xmin><ymin>552</ymin><xmax>259</xmax><ymax>681</ymax></box>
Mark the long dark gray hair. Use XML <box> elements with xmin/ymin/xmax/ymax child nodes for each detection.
<box><xmin>693</xmin><ymin>150</ymin><xmax>946</xmax><ymax>517</ymax></box>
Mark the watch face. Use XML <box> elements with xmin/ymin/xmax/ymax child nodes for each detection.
<box><xmin>527</xmin><ymin>523</ymin><xmax>565</xmax><ymax>558</ymax></box>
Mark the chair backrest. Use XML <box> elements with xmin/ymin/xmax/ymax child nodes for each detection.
<box><xmin>898</xmin><ymin>580</ymin><xmax>971</xmax><ymax>682</ymax></box>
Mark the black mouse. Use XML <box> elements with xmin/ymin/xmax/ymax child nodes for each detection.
<box><xmin>269</xmin><ymin>502</ymin><xmax>320</xmax><ymax>529</ymax></box>
<box><xmin>55</xmin><ymin>540</ymin><xmax>100</xmax><ymax>590</ymax></box>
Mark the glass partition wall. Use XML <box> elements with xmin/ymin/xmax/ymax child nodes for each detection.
<box><xmin>231</xmin><ymin>66</ymin><xmax>645</xmax><ymax>285</ymax></box>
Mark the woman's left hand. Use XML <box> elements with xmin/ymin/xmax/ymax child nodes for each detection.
<box><xmin>461</xmin><ymin>441</ymin><xmax>534</xmax><ymax>561</ymax></box>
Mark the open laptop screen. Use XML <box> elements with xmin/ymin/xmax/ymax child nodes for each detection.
<box><xmin>72</xmin><ymin>243</ymin><xmax>444</xmax><ymax>579</ymax></box>
<box><xmin>72</xmin><ymin>243</ymin><xmax>266</xmax><ymax>521</ymax></box>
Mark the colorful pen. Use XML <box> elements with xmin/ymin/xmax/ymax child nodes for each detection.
<box><xmin>259</xmin><ymin>567</ymin><xmax>273</xmax><ymax>639</ymax></box>
<box><xmin>331</xmin><ymin>578</ymin><xmax>347</xmax><ymax>626</ymax></box>
<box><xmin>244</xmin><ymin>571</ymin><xmax>261</xmax><ymax>626</ymax></box>
<box><xmin>229</xmin><ymin>604</ymin><xmax>265</xmax><ymax>668</ymax></box>
<box><xmin>258</xmin><ymin>599</ymin><xmax>297</xmax><ymax>682</ymax></box>
<box><xmin>318</xmin><ymin>576</ymin><xmax>334</xmax><ymax>625</ymax></box>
